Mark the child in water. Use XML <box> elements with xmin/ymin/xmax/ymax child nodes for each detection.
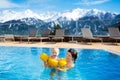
<box><xmin>43</xmin><ymin>48</ymin><xmax>59</xmax><ymax>79</ymax></box>
<box><xmin>44</xmin><ymin>48</ymin><xmax>59</xmax><ymax>67</ymax></box>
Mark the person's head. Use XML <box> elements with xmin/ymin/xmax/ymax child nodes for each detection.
<box><xmin>51</xmin><ymin>48</ymin><xmax>59</xmax><ymax>57</ymax></box>
<box><xmin>66</xmin><ymin>48</ymin><xmax>78</xmax><ymax>63</ymax></box>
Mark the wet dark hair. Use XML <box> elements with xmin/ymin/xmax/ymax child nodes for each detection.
<box><xmin>68</xmin><ymin>48</ymin><xmax>78</xmax><ymax>63</ymax></box>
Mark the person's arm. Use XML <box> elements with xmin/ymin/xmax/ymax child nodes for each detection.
<box><xmin>56</xmin><ymin>67</ymin><xmax>69</xmax><ymax>71</ymax></box>
<box><xmin>56</xmin><ymin>64</ymin><xmax>74</xmax><ymax>71</ymax></box>
<box><xmin>44</xmin><ymin>62</ymin><xmax>48</xmax><ymax>68</ymax></box>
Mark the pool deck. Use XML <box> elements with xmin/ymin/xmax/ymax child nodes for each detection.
<box><xmin>0</xmin><ymin>41</ymin><xmax>120</xmax><ymax>55</ymax></box>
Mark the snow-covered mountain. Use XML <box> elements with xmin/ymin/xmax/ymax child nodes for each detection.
<box><xmin>0</xmin><ymin>9</ymin><xmax>59</xmax><ymax>22</ymax></box>
<box><xmin>0</xmin><ymin>8</ymin><xmax>118</xmax><ymax>23</ymax></box>
<box><xmin>0</xmin><ymin>8</ymin><xmax>120</xmax><ymax>35</ymax></box>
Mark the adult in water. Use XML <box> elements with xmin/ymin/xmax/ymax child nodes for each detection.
<box><xmin>57</xmin><ymin>48</ymin><xmax>78</xmax><ymax>71</ymax></box>
<box><xmin>56</xmin><ymin>48</ymin><xmax>78</xmax><ymax>80</ymax></box>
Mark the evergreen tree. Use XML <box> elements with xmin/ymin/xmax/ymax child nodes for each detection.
<box><xmin>50</xmin><ymin>24</ymin><xmax>61</xmax><ymax>35</ymax></box>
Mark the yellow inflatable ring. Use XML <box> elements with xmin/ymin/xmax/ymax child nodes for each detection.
<box><xmin>40</xmin><ymin>53</ymin><xmax>67</xmax><ymax>68</ymax></box>
<box><xmin>58</xmin><ymin>58</ymin><xmax>67</xmax><ymax>67</ymax></box>
<box><xmin>40</xmin><ymin>53</ymin><xmax>49</xmax><ymax>62</ymax></box>
<box><xmin>48</xmin><ymin>57</ymin><xmax>58</xmax><ymax>67</ymax></box>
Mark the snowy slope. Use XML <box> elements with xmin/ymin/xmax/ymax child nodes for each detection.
<box><xmin>0</xmin><ymin>8</ymin><xmax>118</xmax><ymax>23</ymax></box>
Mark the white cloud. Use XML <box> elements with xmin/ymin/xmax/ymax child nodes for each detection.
<box><xmin>0</xmin><ymin>0</ymin><xmax>20</xmax><ymax>8</ymax></box>
<box><xmin>75</xmin><ymin>0</ymin><xmax>109</xmax><ymax>5</ymax></box>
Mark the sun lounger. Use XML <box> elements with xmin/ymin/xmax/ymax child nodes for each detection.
<box><xmin>5</xmin><ymin>34</ymin><xmax>14</xmax><ymax>41</ymax></box>
<box><xmin>81</xmin><ymin>28</ymin><xmax>103</xmax><ymax>44</ymax></box>
<box><xmin>39</xmin><ymin>29</ymin><xmax>50</xmax><ymax>42</ymax></box>
<box><xmin>0</xmin><ymin>35</ymin><xmax>5</xmax><ymax>42</ymax></box>
<box><xmin>27</xmin><ymin>28</ymin><xmax>38</xmax><ymax>43</ymax></box>
<box><xmin>52</xmin><ymin>29</ymin><xmax>65</xmax><ymax>42</ymax></box>
<box><xmin>108</xmin><ymin>27</ymin><xmax>120</xmax><ymax>45</ymax></box>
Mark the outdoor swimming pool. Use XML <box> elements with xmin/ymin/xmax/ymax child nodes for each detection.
<box><xmin>0</xmin><ymin>46</ymin><xmax>120</xmax><ymax>80</ymax></box>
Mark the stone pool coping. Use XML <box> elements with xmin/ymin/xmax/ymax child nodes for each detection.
<box><xmin>0</xmin><ymin>41</ymin><xmax>120</xmax><ymax>55</ymax></box>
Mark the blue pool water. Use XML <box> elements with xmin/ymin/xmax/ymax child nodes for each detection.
<box><xmin>0</xmin><ymin>46</ymin><xmax>120</xmax><ymax>80</ymax></box>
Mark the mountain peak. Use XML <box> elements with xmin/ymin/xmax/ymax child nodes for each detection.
<box><xmin>0</xmin><ymin>8</ymin><xmax>119</xmax><ymax>23</ymax></box>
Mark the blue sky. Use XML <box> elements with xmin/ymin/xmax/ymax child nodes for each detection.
<box><xmin>0</xmin><ymin>0</ymin><xmax>120</xmax><ymax>13</ymax></box>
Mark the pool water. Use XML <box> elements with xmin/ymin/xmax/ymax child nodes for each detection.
<box><xmin>0</xmin><ymin>46</ymin><xmax>120</xmax><ymax>80</ymax></box>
